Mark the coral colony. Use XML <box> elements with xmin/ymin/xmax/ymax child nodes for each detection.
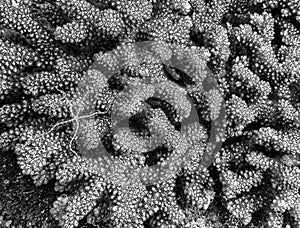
<box><xmin>0</xmin><ymin>0</ymin><xmax>300</xmax><ymax>227</ymax></box>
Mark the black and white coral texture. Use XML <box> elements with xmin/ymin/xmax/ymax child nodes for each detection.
<box><xmin>0</xmin><ymin>0</ymin><xmax>300</xmax><ymax>228</ymax></box>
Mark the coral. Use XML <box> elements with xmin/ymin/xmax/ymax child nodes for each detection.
<box><xmin>0</xmin><ymin>0</ymin><xmax>300</xmax><ymax>228</ymax></box>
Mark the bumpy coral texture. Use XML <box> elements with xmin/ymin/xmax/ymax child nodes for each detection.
<box><xmin>0</xmin><ymin>0</ymin><xmax>300</xmax><ymax>227</ymax></box>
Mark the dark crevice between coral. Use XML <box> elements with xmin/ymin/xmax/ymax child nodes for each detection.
<box><xmin>144</xmin><ymin>146</ymin><xmax>170</xmax><ymax>167</ymax></box>
<box><xmin>146</xmin><ymin>97</ymin><xmax>181</xmax><ymax>129</ymax></box>
<box><xmin>208</xmin><ymin>165</ymin><xmax>229</xmax><ymax>224</ymax></box>
<box><xmin>0</xmin><ymin>150</ymin><xmax>60</xmax><ymax>227</ymax></box>
<box><xmin>163</xmin><ymin>64</ymin><xmax>195</xmax><ymax>88</ymax></box>
<box><xmin>222</xmin><ymin>13</ymin><xmax>250</xmax><ymax>27</ymax></box>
